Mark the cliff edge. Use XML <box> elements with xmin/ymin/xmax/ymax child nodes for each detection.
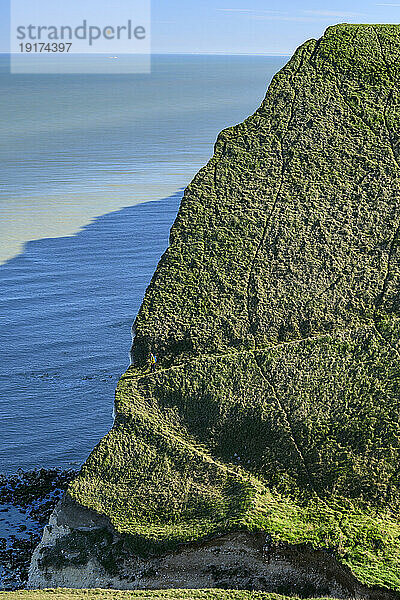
<box><xmin>29</xmin><ymin>24</ymin><xmax>400</xmax><ymax>598</ymax></box>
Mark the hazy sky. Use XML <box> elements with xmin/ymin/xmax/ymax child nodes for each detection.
<box><xmin>1</xmin><ymin>0</ymin><xmax>400</xmax><ymax>55</ymax></box>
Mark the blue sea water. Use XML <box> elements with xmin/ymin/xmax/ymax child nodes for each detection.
<box><xmin>0</xmin><ymin>195</ymin><xmax>181</xmax><ymax>474</ymax></box>
<box><xmin>0</xmin><ymin>54</ymin><xmax>286</xmax><ymax>475</ymax></box>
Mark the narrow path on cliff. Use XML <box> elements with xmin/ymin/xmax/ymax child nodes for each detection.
<box><xmin>121</xmin><ymin>320</ymin><xmax>392</xmax><ymax>384</ymax></box>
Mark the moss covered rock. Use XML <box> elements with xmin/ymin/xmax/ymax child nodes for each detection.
<box><xmin>34</xmin><ymin>24</ymin><xmax>400</xmax><ymax>596</ymax></box>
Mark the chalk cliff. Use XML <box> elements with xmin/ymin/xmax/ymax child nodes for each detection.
<box><xmin>29</xmin><ymin>24</ymin><xmax>400</xmax><ymax>598</ymax></box>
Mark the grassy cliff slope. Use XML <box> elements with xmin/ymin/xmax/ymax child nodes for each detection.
<box><xmin>64</xmin><ymin>24</ymin><xmax>400</xmax><ymax>593</ymax></box>
<box><xmin>1</xmin><ymin>591</ymin><xmax>330</xmax><ymax>600</ymax></box>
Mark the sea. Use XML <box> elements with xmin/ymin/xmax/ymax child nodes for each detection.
<box><xmin>0</xmin><ymin>53</ymin><xmax>286</xmax><ymax>476</ymax></box>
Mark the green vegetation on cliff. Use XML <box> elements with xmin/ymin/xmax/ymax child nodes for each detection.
<box><xmin>66</xmin><ymin>24</ymin><xmax>400</xmax><ymax>593</ymax></box>
<box><xmin>0</xmin><ymin>590</ymin><xmax>331</xmax><ymax>600</ymax></box>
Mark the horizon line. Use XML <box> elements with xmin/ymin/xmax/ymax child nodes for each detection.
<box><xmin>0</xmin><ymin>51</ymin><xmax>292</xmax><ymax>57</ymax></box>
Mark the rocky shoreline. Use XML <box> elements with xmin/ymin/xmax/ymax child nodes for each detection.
<box><xmin>0</xmin><ymin>468</ymin><xmax>76</xmax><ymax>590</ymax></box>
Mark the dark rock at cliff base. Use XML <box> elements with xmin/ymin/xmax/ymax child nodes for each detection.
<box><xmin>0</xmin><ymin>468</ymin><xmax>76</xmax><ymax>590</ymax></box>
<box><xmin>29</xmin><ymin>24</ymin><xmax>400</xmax><ymax>598</ymax></box>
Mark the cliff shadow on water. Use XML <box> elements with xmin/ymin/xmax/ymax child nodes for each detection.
<box><xmin>0</xmin><ymin>191</ymin><xmax>183</xmax><ymax>475</ymax></box>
